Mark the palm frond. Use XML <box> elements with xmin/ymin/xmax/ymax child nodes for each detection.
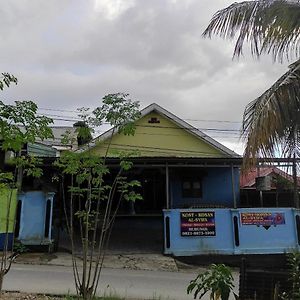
<box><xmin>242</xmin><ymin>58</ymin><xmax>300</xmax><ymax>168</ymax></box>
<box><xmin>203</xmin><ymin>0</ymin><xmax>300</xmax><ymax>62</ymax></box>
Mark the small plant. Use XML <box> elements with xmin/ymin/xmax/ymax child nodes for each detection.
<box><xmin>187</xmin><ymin>263</ymin><xmax>238</xmax><ymax>300</ymax></box>
<box><xmin>278</xmin><ymin>251</ymin><xmax>300</xmax><ymax>300</ymax></box>
<box><xmin>13</xmin><ymin>241</ymin><xmax>28</xmax><ymax>254</ymax></box>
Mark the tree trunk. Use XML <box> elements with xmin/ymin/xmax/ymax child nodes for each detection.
<box><xmin>0</xmin><ymin>271</ymin><xmax>4</xmax><ymax>292</ymax></box>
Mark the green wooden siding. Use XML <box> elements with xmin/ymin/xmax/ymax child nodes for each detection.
<box><xmin>92</xmin><ymin>111</ymin><xmax>227</xmax><ymax>158</ymax></box>
<box><xmin>0</xmin><ymin>188</ymin><xmax>17</xmax><ymax>233</ymax></box>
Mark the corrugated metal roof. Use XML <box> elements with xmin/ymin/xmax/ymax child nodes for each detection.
<box><xmin>27</xmin><ymin>142</ymin><xmax>57</xmax><ymax>157</ymax></box>
<box><xmin>240</xmin><ymin>167</ymin><xmax>300</xmax><ymax>188</ymax></box>
<box><xmin>36</xmin><ymin>126</ymin><xmax>78</xmax><ymax>150</ymax></box>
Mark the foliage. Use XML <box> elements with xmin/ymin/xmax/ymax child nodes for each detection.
<box><xmin>0</xmin><ymin>98</ymin><xmax>53</xmax><ymax>188</ymax></box>
<box><xmin>73</xmin><ymin>121</ymin><xmax>93</xmax><ymax>146</ymax></box>
<box><xmin>55</xmin><ymin>93</ymin><xmax>142</xmax><ymax>300</ymax></box>
<box><xmin>0</xmin><ymin>75</ymin><xmax>53</xmax><ymax>292</ymax></box>
<box><xmin>242</xmin><ymin>60</ymin><xmax>300</xmax><ymax>168</ymax></box>
<box><xmin>203</xmin><ymin>1</ymin><xmax>300</xmax><ymax>62</ymax></box>
<box><xmin>279</xmin><ymin>251</ymin><xmax>300</xmax><ymax>300</ymax></box>
<box><xmin>187</xmin><ymin>264</ymin><xmax>238</xmax><ymax>300</ymax></box>
<box><xmin>203</xmin><ymin>1</ymin><xmax>300</xmax><ymax>168</ymax></box>
<box><xmin>0</xmin><ymin>100</ymin><xmax>53</xmax><ymax>151</ymax></box>
<box><xmin>13</xmin><ymin>241</ymin><xmax>28</xmax><ymax>254</ymax></box>
<box><xmin>92</xmin><ymin>93</ymin><xmax>141</xmax><ymax>135</ymax></box>
<box><xmin>0</xmin><ymin>73</ymin><xmax>17</xmax><ymax>91</ymax></box>
<box><xmin>274</xmin><ymin>174</ymin><xmax>294</xmax><ymax>190</ymax></box>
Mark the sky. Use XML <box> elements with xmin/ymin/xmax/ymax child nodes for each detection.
<box><xmin>0</xmin><ymin>0</ymin><xmax>290</xmax><ymax>154</ymax></box>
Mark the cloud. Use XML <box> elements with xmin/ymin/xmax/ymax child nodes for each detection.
<box><xmin>0</xmin><ymin>0</ymin><xmax>290</xmax><ymax>154</ymax></box>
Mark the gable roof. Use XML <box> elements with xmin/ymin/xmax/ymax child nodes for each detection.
<box><xmin>86</xmin><ymin>103</ymin><xmax>240</xmax><ymax>158</ymax></box>
<box><xmin>37</xmin><ymin>126</ymin><xmax>78</xmax><ymax>150</ymax></box>
<box><xmin>142</xmin><ymin>103</ymin><xmax>239</xmax><ymax>157</ymax></box>
<box><xmin>240</xmin><ymin>166</ymin><xmax>300</xmax><ymax>188</ymax></box>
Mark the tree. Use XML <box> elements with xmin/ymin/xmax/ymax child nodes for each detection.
<box><xmin>203</xmin><ymin>0</ymin><xmax>300</xmax><ymax>164</ymax></box>
<box><xmin>0</xmin><ymin>75</ymin><xmax>53</xmax><ymax>291</ymax></box>
<box><xmin>203</xmin><ymin>0</ymin><xmax>300</xmax><ymax>205</ymax></box>
<box><xmin>54</xmin><ymin>93</ymin><xmax>142</xmax><ymax>300</ymax></box>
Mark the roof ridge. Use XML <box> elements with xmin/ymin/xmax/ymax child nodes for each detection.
<box><xmin>79</xmin><ymin>102</ymin><xmax>240</xmax><ymax>158</ymax></box>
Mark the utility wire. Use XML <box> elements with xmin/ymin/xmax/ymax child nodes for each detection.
<box><xmin>43</xmin><ymin>119</ymin><xmax>244</xmax><ymax>134</ymax></box>
<box><xmin>37</xmin><ymin>107</ymin><xmax>241</xmax><ymax>124</ymax></box>
<box><xmin>39</xmin><ymin>107</ymin><xmax>78</xmax><ymax>113</ymax></box>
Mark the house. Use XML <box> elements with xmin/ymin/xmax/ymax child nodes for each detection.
<box><xmin>89</xmin><ymin>103</ymin><xmax>241</xmax><ymax>210</ymax></box>
<box><xmin>0</xmin><ymin>137</ymin><xmax>60</xmax><ymax>250</ymax></box>
<box><xmin>88</xmin><ymin>103</ymin><xmax>300</xmax><ymax>256</ymax></box>
<box><xmin>240</xmin><ymin>166</ymin><xmax>300</xmax><ymax>207</ymax></box>
<box><xmin>86</xmin><ymin>103</ymin><xmax>242</xmax><ymax>253</ymax></box>
<box><xmin>37</xmin><ymin>126</ymin><xmax>78</xmax><ymax>153</ymax></box>
<box><xmin>0</xmin><ymin>124</ymin><xmax>80</xmax><ymax>250</ymax></box>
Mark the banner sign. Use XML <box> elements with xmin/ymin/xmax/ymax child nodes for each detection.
<box><xmin>181</xmin><ymin>211</ymin><xmax>215</xmax><ymax>237</ymax></box>
<box><xmin>240</xmin><ymin>212</ymin><xmax>285</xmax><ymax>226</ymax></box>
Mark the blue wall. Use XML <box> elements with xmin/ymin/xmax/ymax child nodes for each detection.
<box><xmin>170</xmin><ymin>167</ymin><xmax>240</xmax><ymax>208</ymax></box>
<box><xmin>0</xmin><ymin>233</ymin><xmax>13</xmax><ymax>251</ymax></box>
<box><xmin>18</xmin><ymin>191</ymin><xmax>55</xmax><ymax>245</ymax></box>
<box><xmin>164</xmin><ymin>208</ymin><xmax>300</xmax><ymax>256</ymax></box>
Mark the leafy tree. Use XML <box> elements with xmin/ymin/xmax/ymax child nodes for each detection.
<box><xmin>203</xmin><ymin>0</ymin><xmax>300</xmax><ymax>164</ymax></box>
<box><xmin>203</xmin><ymin>0</ymin><xmax>300</xmax><ymax>206</ymax></box>
<box><xmin>54</xmin><ymin>93</ymin><xmax>142</xmax><ymax>300</ymax></box>
<box><xmin>0</xmin><ymin>74</ymin><xmax>53</xmax><ymax>292</ymax></box>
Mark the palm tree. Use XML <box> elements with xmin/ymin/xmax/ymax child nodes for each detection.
<box><xmin>203</xmin><ymin>0</ymin><xmax>300</xmax><ymax>204</ymax></box>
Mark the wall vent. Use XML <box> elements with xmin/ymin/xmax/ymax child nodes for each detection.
<box><xmin>148</xmin><ymin>117</ymin><xmax>160</xmax><ymax>124</ymax></box>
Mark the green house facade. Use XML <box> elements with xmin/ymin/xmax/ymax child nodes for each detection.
<box><xmin>0</xmin><ymin>188</ymin><xmax>17</xmax><ymax>250</ymax></box>
<box><xmin>87</xmin><ymin>103</ymin><xmax>241</xmax><ymax>213</ymax></box>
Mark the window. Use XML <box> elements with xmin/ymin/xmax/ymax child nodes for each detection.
<box><xmin>182</xmin><ymin>179</ymin><xmax>202</xmax><ymax>198</ymax></box>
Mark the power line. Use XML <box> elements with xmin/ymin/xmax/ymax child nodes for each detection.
<box><xmin>39</xmin><ymin>107</ymin><xmax>78</xmax><ymax>113</ymax></box>
<box><xmin>38</xmin><ymin>116</ymin><xmax>80</xmax><ymax>122</ymax></box>
<box><xmin>41</xmin><ymin>118</ymin><xmax>244</xmax><ymax>133</ymax></box>
<box><xmin>37</xmin><ymin>107</ymin><xmax>242</xmax><ymax>124</ymax></box>
<box><xmin>184</xmin><ymin>118</ymin><xmax>241</xmax><ymax>124</ymax></box>
<box><xmin>38</xmin><ymin>113</ymin><xmax>81</xmax><ymax>121</ymax></box>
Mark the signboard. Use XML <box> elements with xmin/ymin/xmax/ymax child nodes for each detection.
<box><xmin>240</xmin><ymin>212</ymin><xmax>285</xmax><ymax>226</ymax></box>
<box><xmin>181</xmin><ymin>211</ymin><xmax>215</xmax><ymax>237</ymax></box>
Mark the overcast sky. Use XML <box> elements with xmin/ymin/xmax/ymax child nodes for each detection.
<box><xmin>0</xmin><ymin>0</ymin><xmax>290</xmax><ymax>154</ymax></box>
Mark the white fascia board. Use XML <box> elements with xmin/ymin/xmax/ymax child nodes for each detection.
<box><xmin>141</xmin><ymin>103</ymin><xmax>240</xmax><ymax>158</ymax></box>
<box><xmin>79</xmin><ymin>103</ymin><xmax>240</xmax><ymax>158</ymax></box>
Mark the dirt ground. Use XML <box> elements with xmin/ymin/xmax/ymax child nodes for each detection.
<box><xmin>0</xmin><ymin>292</ymin><xmax>60</xmax><ymax>300</ymax></box>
